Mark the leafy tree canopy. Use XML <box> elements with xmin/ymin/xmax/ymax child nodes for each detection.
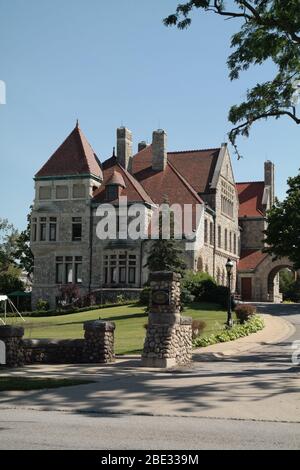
<box><xmin>164</xmin><ymin>1</ymin><xmax>300</xmax><ymax>157</ymax></box>
<box><xmin>0</xmin><ymin>218</ymin><xmax>19</xmax><ymax>272</ymax></box>
<box><xmin>264</xmin><ymin>170</ymin><xmax>300</xmax><ymax>268</ymax></box>
<box><xmin>13</xmin><ymin>209</ymin><xmax>34</xmax><ymax>277</ymax></box>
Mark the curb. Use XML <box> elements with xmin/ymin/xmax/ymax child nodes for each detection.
<box><xmin>192</xmin><ymin>314</ymin><xmax>296</xmax><ymax>359</ymax></box>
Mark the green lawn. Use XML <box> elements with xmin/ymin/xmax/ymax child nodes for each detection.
<box><xmin>7</xmin><ymin>302</ymin><xmax>226</xmax><ymax>355</ymax></box>
<box><xmin>0</xmin><ymin>377</ymin><xmax>93</xmax><ymax>391</ymax></box>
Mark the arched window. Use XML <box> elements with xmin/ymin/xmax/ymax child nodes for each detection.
<box><xmin>218</xmin><ymin>225</ymin><xmax>221</xmax><ymax>248</ymax></box>
<box><xmin>217</xmin><ymin>267</ymin><xmax>221</xmax><ymax>285</ymax></box>
<box><xmin>204</xmin><ymin>219</ymin><xmax>208</xmax><ymax>244</ymax></box>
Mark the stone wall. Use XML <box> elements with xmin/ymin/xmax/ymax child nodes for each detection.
<box><xmin>0</xmin><ymin>326</ymin><xmax>25</xmax><ymax>368</ymax></box>
<box><xmin>142</xmin><ymin>271</ymin><xmax>192</xmax><ymax>368</ymax></box>
<box><xmin>0</xmin><ymin>321</ymin><xmax>115</xmax><ymax>368</ymax></box>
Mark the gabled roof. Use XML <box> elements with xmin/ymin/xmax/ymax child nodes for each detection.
<box><xmin>238</xmin><ymin>249</ymin><xmax>268</xmax><ymax>271</ymax></box>
<box><xmin>132</xmin><ymin>145</ymin><xmax>220</xmax><ymax>194</ymax></box>
<box><xmin>92</xmin><ymin>156</ymin><xmax>154</xmax><ymax>205</ymax></box>
<box><xmin>35</xmin><ymin>124</ymin><xmax>102</xmax><ymax>179</ymax></box>
<box><xmin>236</xmin><ymin>181</ymin><xmax>265</xmax><ymax>217</ymax></box>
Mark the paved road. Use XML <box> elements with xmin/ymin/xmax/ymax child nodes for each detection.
<box><xmin>0</xmin><ymin>303</ymin><xmax>299</xmax><ymax>449</ymax></box>
<box><xmin>0</xmin><ymin>409</ymin><xmax>299</xmax><ymax>450</ymax></box>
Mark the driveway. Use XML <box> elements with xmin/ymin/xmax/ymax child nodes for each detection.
<box><xmin>0</xmin><ymin>303</ymin><xmax>299</xmax><ymax>449</ymax></box>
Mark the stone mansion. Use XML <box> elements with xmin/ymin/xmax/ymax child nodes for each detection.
<box><xmin>31</xmin><ymin>123</ymin><xmax>292</xmax><ymax>309</ymax></box>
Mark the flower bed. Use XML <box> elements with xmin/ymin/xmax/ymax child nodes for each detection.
<box><xmin>193</xmin><ymin>315</ymin><xmax>264</xmax><ymax>348</ymax></box>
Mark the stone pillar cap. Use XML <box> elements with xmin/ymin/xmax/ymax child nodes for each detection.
<box><xmin>83</xmin><ymin>320</ymin><xmax>116</xmax><ymax>332</ymax></box>
<box><xmin>0</xmin><ymin>325</ymin><xmax>24</xmax><ymax>338</ymax></box>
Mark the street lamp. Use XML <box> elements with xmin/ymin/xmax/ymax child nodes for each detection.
<box><xmin>226</xmin><ymin>258</ymin><xmax>234</xmax><ymax>327</ymax></box>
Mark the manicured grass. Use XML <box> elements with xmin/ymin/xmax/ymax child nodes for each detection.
<box><xmin>0</xmin><ymin>377</ymin><xmax>93</xmax><ymax>391</ymax></box>
<box><xmin>7</xmin><ymin>302</ymin><xmax>227</xmax><ymax>355</ymax></box>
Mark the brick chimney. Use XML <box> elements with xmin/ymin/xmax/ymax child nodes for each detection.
<box><xmin>264</xmin><ymin>160</ymin><xmax>275</xmax><ymax>205</ymax></box>
<box><xmin>152</xmin><ymin>129</ymin><xmax>167</xmax><ymax>172</ymax></box>
<box><xmin>117</xmin><ymin>127</ymin><xmax>132</xmax><ymax>172</ymax></box>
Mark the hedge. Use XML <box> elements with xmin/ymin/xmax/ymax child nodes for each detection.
<box><xmin>193</xmin><ymin>315</ymin><xmax>264</xmax><ymax>348</ymax></box>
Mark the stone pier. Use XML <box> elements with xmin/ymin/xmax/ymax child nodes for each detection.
<box><xmin>142</xmin><ymin>271</ymin><xmax>192</xmax><ymax>368</ymax></box>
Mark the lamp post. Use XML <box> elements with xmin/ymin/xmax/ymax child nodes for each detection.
<box><xmin>226</xmin><ymin>258</ymin><xmax>234</xmax><ymax>327</ymax></box>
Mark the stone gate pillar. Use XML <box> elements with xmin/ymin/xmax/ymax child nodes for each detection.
<box><xmin>0</xmin><ymin>325</ymin><xmax>24</xmax><ymax>368</ymax></box>
<box><xmin>83</xmin><ymin>320</ymin><xmax>116</xmax><ymax>363</ymax></box>
<box><xmin>142</xmin><ymin>272</ymin><xmax>192</xmax><ymax>368</ymax></box>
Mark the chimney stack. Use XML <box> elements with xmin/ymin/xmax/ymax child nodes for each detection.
<box><xmin>138</xmin><ymin>141</ymin><xmax>148</xmax><ymax>152</ymax></box>
<box><xmin>117</xmin><ymin>127</ymin><xmax>132</xmax><ymax>172</ymax></box>
<box><xmin>264</xmin><ymin>160</ymin><xmax>275</xmax><ymax>205</ymax></box>
<box><xmin>152</xmin><ymin>129</ymin><xmax>167</xmax><ymax>172</ymax></box>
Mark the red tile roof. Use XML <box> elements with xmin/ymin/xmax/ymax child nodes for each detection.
<box><xmin>35</xmin><ymin>125</ymin><xmax>102</xmax><ymax>179</ymax></box>
<box><xmin>132</xmin><ymin>145</ymin><xmax>220</xmax><ymax>194</ymax></box>
<box><xmin>236</xmin><ymin>181</ymin><xmax>265</xmax><ymax>217</ymax></box>
<box><xmin>93</xmin><ymin>157</ymin><xmax>154</xmax><ymax>205</ymax></box>
<box><xmin>107</xmin><ymin>170</ymin><xmax>126</xmax><ymax>188</ymax></box>
<box><xmin>238</xmin><ymin>249</ymin><xmax>268</xmax><ymax>271</ymax></box>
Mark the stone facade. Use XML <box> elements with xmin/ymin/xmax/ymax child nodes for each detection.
<box><xmin>0</xmin><ymin>321</ymin><xmax>115</xmax><ymax>368</ymax></box>
<box><xmin>142</xmin><ymin>272</ymin><xmax>192</xmax><ymax>368</ymax></box>
<box><xmin>31</xmin><ymin>124</ymin><xmax>289</xmax><ymax>307</ymax></box>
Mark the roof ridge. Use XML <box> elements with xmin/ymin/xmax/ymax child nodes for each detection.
<box><xmin>115</xmin><ymin>163</ymin><xmax>155</xmax><ymax>205</ymax></box>
<box><xmin>236</xmin><ymin>180</ymin><xmax>264</xmax><ymax>185</ymax></box>
<box><xmin>168</xmin><ymin>148</ymin><xmax>220</xmax><ymax>154</ymax></box>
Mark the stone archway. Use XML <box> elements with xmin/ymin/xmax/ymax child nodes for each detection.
<box><xmin>267</xmin><ymin>264</ymin><xmax>296</xmax><ymax>302</ymax></box>
<box><xmin>254</xmin><ymin>256</ymin><xmax>295</xmax><ymax>302</ymax></box>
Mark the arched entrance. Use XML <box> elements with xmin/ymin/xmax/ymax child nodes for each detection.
<box><xmin>267</xmin><ymin>265</ymin><xmax>296</xmax><ymax>302</ymax></box>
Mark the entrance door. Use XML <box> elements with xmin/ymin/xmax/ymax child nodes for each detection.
<box><xmin>241</xmin><ymin>278</ymin><xmax>252</xmax><ymax>301</ymax></box>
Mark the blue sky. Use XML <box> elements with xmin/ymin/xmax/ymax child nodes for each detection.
<box><xmin>1</xmin><ymin>0</ymin><xmax>299</xmax><ymax>230</ymax></box>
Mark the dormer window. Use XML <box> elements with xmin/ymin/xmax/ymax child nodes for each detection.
<box><xmin>106</xmin><ymin>185</ymin><xmax>118</xmax><ymax>201</ymax></box>
<box><xmin>105</xmin><ymin>170</ymin><xmax>126</xmax><ymax>202</ymax></box>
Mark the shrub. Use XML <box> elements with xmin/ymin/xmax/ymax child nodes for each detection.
<box><xmin>0</xmin><ymin>272</ymin><xmax>24</xmax><ymax>295</ymax></box>
<box><xmin>192</xmin><ymin>319</ymin><xmax>206</xmax><ymax>339</ymax></box>
<box><xmin>235</xmin><ymin>304</ymin><xmax>256</xmax><ymax>324</ymax></box>
<box><xmin>204</xmin><ymin>285</ymin><xmax>230</xmax><ymax>309</ymax></box>
<box><xmin>35</xmin><ymin>299</ymin><xmax>49</xmax><ymax>311</ymax></box>
<box><xmin>182</xmin><ymin>271</ymin><xmax>216</xmax><ymax>302</ymax></box>
<box><xmin>193</xmin><ymin>315</ymin><xmax>264</xmax><ymax>348</ymax></box>
<box><xmin>139</xmin><ymin>286</ymin><xmax>151</xmax><ymax>306</ymax></box>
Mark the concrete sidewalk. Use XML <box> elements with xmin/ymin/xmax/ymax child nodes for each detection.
<box><xmin>0</xmin><ymin>312</ymin><xmax>299</xmax><ymax>423</ymax></box>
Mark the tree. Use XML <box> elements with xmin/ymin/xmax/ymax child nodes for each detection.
<box><xmin>13</xmin><ymin>209</ymin><xmax>34</xmax><ymax>278</ymax></box>
<box><xmin>164</xmin><ymin>1</ymin><xmax>300</xmax><ymax>157</ymax></box>
<box><xmin>264</xmin><ymin>170</ymin><xmax>300</xmax><ymax>268</ymax></box>
<box><xmin>0</xmin><ymin>218</ymin><xmax>19</xmax><ymax>272</ymax></box>
<box><xmin>146</xmin><ymin>202</ymin><xmax>187</xmax><ymax>274</ymax></box>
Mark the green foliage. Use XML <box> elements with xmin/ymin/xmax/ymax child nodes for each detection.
<box><xmin>193</xmin><ymin>315</ymin><xmax>264</xmax><ymax>348</ymax></box>
<box><xmin>13</xmin><ymin>209</ymin><xmax>34</xmax><ymax>277</ymax></box>
<box><xmin>235</xmin><ymin>303</ymin><xmax>256</xmax><ymax>324</ymax></box>
<box><xmin>182</xmin><ymin>270</ymin><xmax>216</xmax><ymax>301</ymax></box>
<box><xmin>0</xmin><ymin>218</ymin><xmax>19</xmax><ymax>272</ymax></box>
<box><xmin>279</xmin><ymin>269</ymin><xmax>295</xmax><ymax>294</ymax></box>
<box><xmin>0</xmin><ymin>271</ymin><xmax>24</xmax><ymax>294</ymax></box>
<box><xmin>164</xmin><ymin>1</ymin><xmax>300</xmax><ymax>156</ymax></box>
<box><xmin>182</xmin><ymin>271</ymin><xmax>229</xmax><ymax>307</ymax></box>
<box><xmin>264</xmin><ymin>170</ymin><xmax>300</xmax><ymax>268</ymax></box>
<box><xmin>139</xmin><ymin>286</ymin><xmax>151</xmax><ymax>306</ymax></box>
<box><xmin>35</xmin><ymin>299</ymin><xmax>50</xmax><ymax>311</ymax></box>
<box><xmin>284</xmin><ymin>277</ymin><xmax>300</xmax><ymax>302</ymax></box>
<box><xmin>146</xmin><ymin>239</ymin><xmax>187</xmax><ymax>274</ymax></box>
